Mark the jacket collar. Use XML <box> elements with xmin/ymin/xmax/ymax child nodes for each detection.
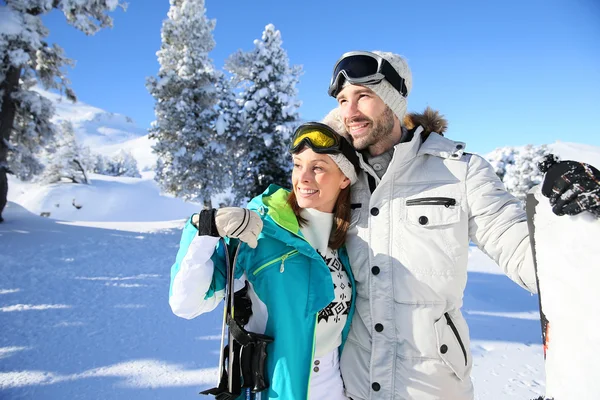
<box><xmin>418</xmin><ymin>133</ymin><xmax>466</xmax><ymax>159</ymax></box>
<box><xmin>391</xmin><ymin>127</ymin><xmax>467</xmax><ymax>163</ymax></box>
<box><xmin>248</xmin><ymin>185</ymin><xmax>300</xmax><ymax>236</ymax></box>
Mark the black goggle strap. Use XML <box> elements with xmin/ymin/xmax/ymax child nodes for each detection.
<box><xmin>379</xmin><ymin>60</ymin><xmax>407</xmax><ymax>97</ymax></box>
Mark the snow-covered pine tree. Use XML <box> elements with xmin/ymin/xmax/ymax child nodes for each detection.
<box><xmin>503</xmin><ymin>144</ymin><xmax>550</xmax><ymax>202</ymax></box>
<box><xmin>92</xmin><ymin>153</ymin><xmax>109</xmax><ymax>175</ymax></box>
<box><xmin>227</xmin><ymin>24</ymin><xmax>302</xmax><ymax>204</ymax></box>
<box><xmin>0</xmin><ymin>0</ymin><xmax>123</xmax><ymax>221</ymax></box>
<box><xmin>146</xmin><ymin>0</ymin><xmax>225</xmax><ymax>207</ymax></box>
<box><xmin>106</xmin><ymin>150</ymin><xmax>140</xmax><ymax>178</ymax></box>
<box><xmin>42</xmin><ymin>121</ymin><xmax>92</xmax><ymax>184</ymax></box>
<box><xmin>214</xmin><ymin>72</ymin><xmax>242</xmax><ymax>190</ymax></box>
<box><xmin>486</xmin><ymin>146</ymin><xmax>516</xmax><ymax>181</ymax></box>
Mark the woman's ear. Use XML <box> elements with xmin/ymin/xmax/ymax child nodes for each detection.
<box><xmin>340</xmin><ymin>176</ymin><xmax>351</xmax><ymax>190</ymax></box>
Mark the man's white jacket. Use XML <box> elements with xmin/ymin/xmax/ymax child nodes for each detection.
<box><xmin>330</xmin><ymin>109</ymin><xmax>537</xmax><ymax>400</ymax></box>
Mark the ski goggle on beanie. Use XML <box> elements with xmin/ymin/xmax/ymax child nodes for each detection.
<box><xmin>289</xmin><ymin>122</ymin><xmax>361</xmax><ymax>184</ymax></box>
<box><xmin>328</xmin><ymin>51</ymin><xmax>408</xmax><ymax>98</ymax></box>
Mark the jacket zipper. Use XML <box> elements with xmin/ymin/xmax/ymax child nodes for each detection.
<box><xmin>444</xmin><ymin>312</ymin><xmax>467</xmax><ymax>366</ymax></box>
<box><xmin>406</xmin><ymin>197</ymin><xmax>457</xmax><ymax>208</ymax></box>
<box><xmin>253</xmin><ymin>250</ymin><xmax>299</xmax><ymax>276</ymax></box>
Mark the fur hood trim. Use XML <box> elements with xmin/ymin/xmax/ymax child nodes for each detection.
<box><xmin>403</xmin><ymin>107</ymin><xmax>447</xmax><ymax>140</ymax></box>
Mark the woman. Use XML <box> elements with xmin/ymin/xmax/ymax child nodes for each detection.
<box><xmin>169</xmin><ymin>122</ymin><xmax>361</xmax><ymax>400</ymax></box>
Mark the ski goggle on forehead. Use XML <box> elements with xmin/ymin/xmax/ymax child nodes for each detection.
<box><xmin>328</xmin><ymin>51</ymin><xmax>408</xmax><ymax>98</ymax></box>
<box><xmin>289</xmin><ymin>122</ymin><xmax>360</xmax><ymax>171</ymax></box>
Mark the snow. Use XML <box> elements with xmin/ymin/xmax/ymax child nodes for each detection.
<box><xmin>548</xmin><ymin>141</ymin><xmax>600</xmax><ymax>166</ymax></box>
<box><xmin>34</xmin><ymin>88</ymin><xmax>148</xmax><ymax>149</ymax></box>
<box><xmin>1</xmin><ymin>139</ymin><xmax>599</xmax><ymax>398</ymax></box>
<box><xmin>6</xmin><ymin>173</ymin><xmax>199</xmax><ymax>222</ymax></box>
<box><xmin>0</xmin><ymin>7</ymin><xmax>24</xmax><ymax>36</ymax></box>
<box><xmin>531</xmin><ymin>189</ymin><xmax>600</xmax><ymax>399</ymax></box>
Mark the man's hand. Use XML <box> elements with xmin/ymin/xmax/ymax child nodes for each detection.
<box><xmin>538</xmin><ymin>154</ymin><xmax>600</xmax><ymax>217</ymax></box>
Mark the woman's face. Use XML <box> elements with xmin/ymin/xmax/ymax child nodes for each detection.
<box><xmin>291</xmin><ymin>148</ymin><xmax>350</xmax><ymax>213</ymax></box>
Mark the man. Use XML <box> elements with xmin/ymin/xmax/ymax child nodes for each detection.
<box><xmin>322</xmin><ymin>51</ymin><xmax>600</xmax><ymax>399</ymax></box>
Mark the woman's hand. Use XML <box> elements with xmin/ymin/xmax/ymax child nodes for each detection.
<box><xmin>192</xmin><ymin>208</ymin><xmax>263</xmax><ymax>248</ymax></box>
<box><xmin>215</xmin><ymin>207</ymin><xmax>263</xmax><ymax>248</ymax></box>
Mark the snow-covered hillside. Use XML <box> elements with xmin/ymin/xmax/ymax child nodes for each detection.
<box><xmin>6</xmin><ymin>174</ymin><xmax>200</xmax><ymax>222</ymax></box>
<box><xmin>35</xmin><ymin>88</ymin><xmax>157</xmax><ymax>171</ymax></box>
<box><xmin>2</xmin><ymin>90</ymin><xmax>600</xmax><ymax>399</ymax></box>
<box><xmin>0</xmin><ymin>180</ymin><xmax>549</xmax><ymax>400</ymax></box>
<box><xmin>36</xmin><ymin>88</ymin><xmax>148</xmax><ymax>147</ymax></box>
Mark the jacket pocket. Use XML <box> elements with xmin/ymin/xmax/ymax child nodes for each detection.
<box><xmin>405</xmin><ymin>196</ymin><xmax>460</xmax><ymax>227</ymax></box>
<box><xmin>350</xmin><ymin>203</ymin><xmax>362</xmax><ymax>228</ymax></box>
<box><xmin>406</xmin><ymin>197</ymin><xmax>457</xmax><ymax>207</ymax></box>
<box><xmin>252</xmin><ymin>250</ymin><xmax>299</xmax><ymax>276</ymax></box>
<box><xmin>433</xmin><ymin>312</ymin><xmax>469</xmax><ymax>381</ymax></box>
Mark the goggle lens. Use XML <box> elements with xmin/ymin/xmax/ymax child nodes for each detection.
<box><xmin>333</xmin><ymin>55</ymin><xmax>379</xmax><ymax>80</ymax></box>
<box><xmin>292</xmin><ymin>130</ymin><xmax>337</xmax><ymax>150</ymax></box>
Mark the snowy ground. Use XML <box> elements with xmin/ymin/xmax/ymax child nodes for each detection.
<box><xmin>0</xmin><ymin>173</ymin><xmax>548</xmax><ymax>400</ymax></box>
<box><xmin>5</xmin><ymin>88</ymin><xmax>599</xmax><ymax>400</ymax></box>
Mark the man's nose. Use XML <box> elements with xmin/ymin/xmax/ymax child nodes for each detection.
<box><xmin>342</xmin><ymin>100</ymin><xmax>359</xmax><ymax>119</ymax></box>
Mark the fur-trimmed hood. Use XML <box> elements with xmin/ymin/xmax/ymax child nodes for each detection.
<box><xmin>321</xmin><ymin>106</ymin><xmax>448</xmax><ymax>143</ymax></box>
<box><xmin>403</xmin><ymin>107</ymin><xmax>447</xmax><ymax>140</ymax></box>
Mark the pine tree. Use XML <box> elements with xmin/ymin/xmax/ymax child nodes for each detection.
<box><xmin>42</xmin><ymin>121</ymin><xmax>91</xmax><ymax>184</ymax></box>
<box><xmin>105</xmin><ymin>150</ymin><xmax>140</xmax><ymax>177</ymax></box>
<box><xmin>92</xmin><ymin>153</ymin><xmax>109</xmax><ymax>175</ymax></box>
<box><xmin>213</xmin><ymin>72</ymin><xmax>242</xmax><ymax>191</ymax></box>
<box><xmin>146</xmin><ymin>0</ymin><xmax>225</xmax><ymax>207</ymax></box>
<box><xmin>227</xmin><ymin>24</ymin><xmax>302</xmax><ymax>205</ymax></box>
<box><xmin>0</xmin><ymin>0</ymin><xmax>123</xmax><ymax>221</ymax></box>
<box><xmin>486</xmin><ymin>146</ymin><xmax>516</xmax><ymax>181</ymax></box>
<box><xmin>503</xmin><ymin>144</ymin><xmax>550</xmax><ymax>202</ymax></box>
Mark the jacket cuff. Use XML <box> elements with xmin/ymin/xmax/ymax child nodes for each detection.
<box><xmin>197</xmin><ymin>209</ymin><xmax>220</xmax><ymax>237</ymax></box>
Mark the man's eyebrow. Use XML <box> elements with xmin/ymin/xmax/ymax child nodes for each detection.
<box><xmin>355</xmin><ymin>87</ymin><xmax>373</xmax><ymax>95</ymax></box>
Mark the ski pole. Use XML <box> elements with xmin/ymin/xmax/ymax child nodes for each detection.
<box><xmin>228</xmin><ymin>242</ymin><xmax>241</xmax><ymax>393</ymax></box>
<box><xmin>215</xmin><ymin>239</ymin><xmax>230</xmax><ymax>388</ymax></box>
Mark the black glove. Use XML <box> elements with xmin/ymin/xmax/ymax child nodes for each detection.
<box><xmin>538</xmin><ymin>154</ymin><xmax>600</xmax><ymax>217</ymax></box>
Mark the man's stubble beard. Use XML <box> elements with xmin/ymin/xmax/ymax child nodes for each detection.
<box><xmin>350</xmin><ymin>107</ymin><xmax>395</xmax><ymax>151</ymax></box>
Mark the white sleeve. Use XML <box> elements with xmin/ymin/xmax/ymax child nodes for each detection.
<box><xmin>169</xmin><ymin>235</ymin><xmax>225</xmax><ymax>319</ymax></box>
<box><xmin>466</xmin><ymin>154</ymin><xmax>537</xmax><ymax>293</ymax></box>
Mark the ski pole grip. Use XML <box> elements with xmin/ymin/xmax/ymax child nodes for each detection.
<box><xmin>252</xmin><ymin>340</ymin><xmax>270</xmax><ymax>392</ymax></box>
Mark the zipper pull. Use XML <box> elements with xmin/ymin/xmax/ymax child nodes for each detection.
<box><xmin>444</xmin><ymin>199</ymin><xmax>457</xmax><ymax>208</ymax></box>
<box><xmin>280</xmin><ymin>254</ymin><xmax>288</xmax><ymax>273</ymax></box>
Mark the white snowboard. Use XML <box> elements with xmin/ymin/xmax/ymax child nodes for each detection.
<box><xmin>528</xmin><ymin>186</ymin><xmax>600</xmax><ymax>399</ymax></box>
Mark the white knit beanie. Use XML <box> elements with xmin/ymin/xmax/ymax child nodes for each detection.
<box><xmin>356</xmin><ymin>51</ymin><xmax>413</xmax><ymax>122</ymax></box>
<box><xmin>327</xmin><ymin>153</ymin><xmax>358</xmax><ymax>185</ymax></box>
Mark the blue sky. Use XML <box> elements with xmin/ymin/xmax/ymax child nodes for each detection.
<box><xmin>42</xmin><ymin>0</ymin><xmax>600</xmax><ymax>154</ymax></box>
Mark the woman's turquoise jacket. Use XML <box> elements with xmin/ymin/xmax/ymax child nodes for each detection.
<box><xmin>169</xmin><ymin>185</ymin><xmax>356</xmax><ymax>400</ymax></box>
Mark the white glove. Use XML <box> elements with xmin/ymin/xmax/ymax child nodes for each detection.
<box><xmin>215</xmin><ymin>207</ymin><xmax>263</xmax><ymax>249</ymax></box>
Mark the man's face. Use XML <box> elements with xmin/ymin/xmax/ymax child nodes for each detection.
<box><xmin>336</xmin><ymin>85</ymin><xmax>395</xmax><ymax>151</ymax></box>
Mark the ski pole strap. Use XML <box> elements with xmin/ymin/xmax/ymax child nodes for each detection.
<box><xmin>228</xmin><ymin>317</ymin><xmax>274</xmax><ymax>347</ymax></box>
<box><xmin>199</xmin><ymin>342</ymin><xmax>243</xmax><ymax>399</ymax></box>
<box><xmin>200</xmin><ymin>240</ymin><xmax>274</xmax><ymax>398</ymax></box>
<box><xmin>200</xmin><ymin>320</ymin><xmax>274</xmax><ymax>397</ymax></box>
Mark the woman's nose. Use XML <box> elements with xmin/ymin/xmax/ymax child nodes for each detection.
<box><xmin>300</xmin><ymin>169</ymin><xmax>313</xmax><ymax>182</ymax></box>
